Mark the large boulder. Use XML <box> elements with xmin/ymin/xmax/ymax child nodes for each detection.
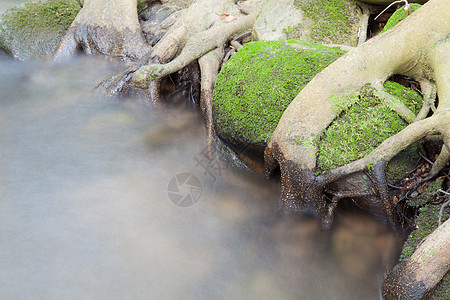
<box><xmin>0</xmin><ymin>0</ymin><xmax>81</xmax><ymax>61</ymax></box>
<box><xmin>212</xmin><ymin>40</ymin><xmax>346</xmax><ymax>162</ymax></box>
<box><xmin>253</xmin><ymin>0</ymin><xmax>364</xmax><ymax>46</ymax></box>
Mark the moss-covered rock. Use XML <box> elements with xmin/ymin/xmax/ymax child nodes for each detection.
<box><xmin>212</xmin><ymin>40</ymin><xmax>346</xmax><ymax>158</ymax></box>
<box><xmin>0</xmin><ymin>0</ymin><xmax>81</xmax><ymax>61</ymax></box>
<box><xmin>380</xmin><ymin>3</ymin><xmax>422</xmax><ymax>34</ymax></box>
<box><xmin>317</xmin><ymin>82</ymin><xmax>423</xmax><ymax>182</ymax></box>
<box><xmin>254</xmin><ymin>0</ymin><xmax>363</xmax><ymax>46</ymax></box>
<box><xmin>213</xmin><ymin>40</ymin><xmax>423</xmax><ymax>179</ymax></box>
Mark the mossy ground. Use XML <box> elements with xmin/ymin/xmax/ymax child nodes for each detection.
<box><xmin>380</xmin><ymin>3</ymin><xmax>422</xmax><ymax>34</ymax></box>
<box><xmin>399</xmin><ymin>178</ymin><xmax>449</xmax><ymax>300</ymax></box>
<box><xmin>317</xmin><ymin>81</ymin><xmax>422</xmax><ymax>183</ymax></box>
<box><xmin>287</xmin><ymin>0</ymin><xmax>362</xmax><ymax>46</ymax></box>
<box><xmin>213</xmin><ymin>40</ymin><xmax>346</xmax><ymax>147</ymax></box>
<box><xmin>0</xmin><ymin>0</ymin><xmax>81</xmax><ymax>60</ymax></box>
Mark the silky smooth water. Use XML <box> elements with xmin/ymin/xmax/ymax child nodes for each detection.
<box><xmin>0</xmin><ymin>55</ymin><xmax>397</xmax><ymax>299</ymax></box>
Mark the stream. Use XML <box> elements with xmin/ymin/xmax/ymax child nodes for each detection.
<box><xmin>0</xmin><ymin>24</ymin><xmax>398</xmax><ymax>300</ymax></box>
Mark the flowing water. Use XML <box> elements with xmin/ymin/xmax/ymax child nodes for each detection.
<box><xmin>0</xmin><ymin>35</ymin><xmax>399</xmax><ymax>299</ymax></box>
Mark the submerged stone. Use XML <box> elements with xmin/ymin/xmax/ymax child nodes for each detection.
<box><xmin>0</xmin><ymin>0</ymin><xmax>81</xmax><ymax>61</ymax></box>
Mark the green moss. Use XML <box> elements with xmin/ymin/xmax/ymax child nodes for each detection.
<box><xmin>400</xmin><ymin>202</ymin><xmax>448</xmax><ymax>261</ymax></box>
<box><xmin>293</xmin><ymin>0</ymin><xmax>361</xmax><ymax>45</ymax></box>
<box><xmin>0</xmin><ymin>0</ymin><xmax>81</xmax><ymax>60</ymax></box>
<box><xmin>381</xmin><ymin>3</ymin><xmax>422</xmax><ymax>33</ymax></box>
<box><xmin>317</xmin><ymin>82</ymin><xmax>422</xmax><ymax>175</ymax></box>
<box><xmin>431</xmin><ymin>275</ymin><xmax>450</xmax><ymax>300</ymax></box>
<box><xmin>385</xmin><ymin>143</ymin><xmax>420</xmax><ymax>183</ymax></box>
<box><xmin>283</xmin><ymin>23</ymin><xmax>303</xmax><ymax>40</ymax></box>
<box><xmin>408</xmin><ymin>179</ymin><xmax>444</xmax><ymax>208</ymax></box>
<box><xmin>213</xmin><ymin>40</ymin><xmax>346</xmax><ymax>146</ymax></box>
<box><xmin>399</xmin><ymin>178</ymin><xmax>449</xmax><ymax>299</ymax></box>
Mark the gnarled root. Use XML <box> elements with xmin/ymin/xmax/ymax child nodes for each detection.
<box><xmin>264</xmin><ymin>0</ymin><xmax>450</xmax><ymax>230</ymax></box>
<box><xmin>54</xmin><ymin>0</ymin><xmax>150</xmax><ymax>62</ymax></box>
<box><xmin>96</xmin><ymin>0</ymin><xmax>262</xmax><ymax>98</ymax></box>
<box><xmin>198</xmin><ymin>45</ymin><xmax>225</xmax><ymax>156</ymax></box>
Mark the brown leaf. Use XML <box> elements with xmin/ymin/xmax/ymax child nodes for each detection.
<box><xmin>393</xmin><ymin>196</ymin><xmax>399</xmax><ymax>204</ymax></box>
<box><xmin>219</xmin><ymin>14</ymin><xmax>236</xmax><ymax>23</ymax></box>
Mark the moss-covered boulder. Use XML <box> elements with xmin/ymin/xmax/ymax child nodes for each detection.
<box><xmin>0</xmin><ymin>0</ymin><xmax>81</xmax><ymax>61</ymax></box>
<box><xmin>380</xmin><ymin>3</ymin><xmax>422</xmax><ymax>34</ymax></box>
<box><xmin>212</xmin><ymin>40</ymin><xmax>346</xmax><ymax>160</ymax></box>
<box><xmin>213</xmin><ymin>39</ymin><xmax>423</xmax><ymax>186</ymax></box>
<box><xmin>317</xmin><ymin>82</ymin><xmax>422</xmax><ymax>183</ymax></box>
<box><xmin>253</xmin><ymin>0</ymin><xmax>363</xmax><ymax>46</ymax></box>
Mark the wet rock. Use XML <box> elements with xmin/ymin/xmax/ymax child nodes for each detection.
<box><xmin>0</xmin><ymin>0</ymin><xmax>81</xmax><ymax>61</ymax></box>
<box><xmin>253</xmin><ymin>0</ymin><xmax>363</xmax><ymax>46</ymax></box>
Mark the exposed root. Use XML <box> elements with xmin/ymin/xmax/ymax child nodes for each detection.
<box><xmin>94</xmin><ymin>0</ymin><xmax>262</xmax><ymax>100</ymax></box>
<box><xmin>54</xmin><ymin>0</ymin><xmax>150</xmax><ymax>62</ymax></box>
<box><xmin>357</xmin><ymin>3</ymin><xmax>371</xmax><ymax>45</ymax></box>
<box><xmin>131</xmin><ymin>12</ymin><xmax>258</xmax><ymax>88</ymax></box>
<box><xmin>416</xmin><ymin>80</ymin><xmax>437</xmax><ymax>121</ymax></box>
<box><xmin>372</xmin><ymin>161</ymin><xmax>399</xmax><ymax>229</ymax></box>
<box><xmin>198</xmin><ymin>45</ymin><xmax>225</xmax><ymax>156</ymax></box>
<box><xmin>428</xmin><ymin>142</ymin><xmax>450</xmax><ymax>178</ymax></box>
<box><xmin>264</xmin><ymin>0</ymin><xmax>449</xmax><ymax>230</ymax></box>
<box><xmin>382</xmin><ymin>218</ymin><xmax>450</xmax><ymax>299</ymax></box>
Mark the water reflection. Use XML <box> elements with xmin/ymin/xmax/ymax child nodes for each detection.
<box><xmin>0</xmin><ymin>57</ymin><xmax>397</xmax><ymax>299</ymax></box>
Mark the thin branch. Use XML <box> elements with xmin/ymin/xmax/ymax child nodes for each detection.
<box><xmin>375</xmin><ymin>0</ymin><xmax>410</xmax><ymax>21</ymax></box>
<box><xmin>438</xmin><ymin>199</ymin><xmax>450</xmax><ymax>226</ymax></box>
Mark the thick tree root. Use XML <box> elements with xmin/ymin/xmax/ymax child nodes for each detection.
<box><xmin>198</xmin><ymin>45</ymin><xmax>225</xmax><ymax>156</ymax></box>
<box><xmin>54</xmin><ymin>0</ymin><xmax>150</xmax><ymax>62</ymax></box>
<box><xmin>131</xmin><ymin>12</ymin><xmax>258</xmax><ymax>87</ymax></box>
<box><xmin>264</xmin><ymin>0</ymin><xmax>449</xmax><ymax>231</ymax></box>
<box><xmin>382</xmin><ymin>218</ymin><xmax>450</xmax><ymax>299</ymax></box>
<box><xmin>95</xmin><ymin>0</ymin><xmax>262</xmax><ymax>100</ymax></box>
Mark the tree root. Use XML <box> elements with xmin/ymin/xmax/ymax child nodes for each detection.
<box><xmin>54</xmin><ymin>0</ymin><xmax>150</xmax><ymax>62</ymax></box>
<box><xmin>382</xmin><ymin>218</ymin><xmax>450</xmax><ymax>299</ymax></box>
<box><xmin>94</xmin><ymin>0</ymin><xmax>261</xmax><ymax>101</ymax></box>
<box><xmin>264</xmin><ymin>0</ymin><xmax>450</xmax><ymax>231</ymax></box>
<box><xmin>198</xmin><ymin>45</ymin><xmax>225</xmax><ymax>156</ymax></box>
<box><xmin>131</xmin><ymin>12</ymin><xmax>258</xmax><ymax>88</ymax></box>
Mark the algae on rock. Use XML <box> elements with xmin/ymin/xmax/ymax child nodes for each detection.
<box><xmin>0</xmin><ymin>0</ymin><xmax>81</xmax><ymax>61</ymax></box>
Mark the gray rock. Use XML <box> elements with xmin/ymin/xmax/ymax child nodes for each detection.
<box><xmin>253</xmin><ymin>0</ymin><xmax>364</xmax><ymax>47</ymax></box>
<box><xmin>0</xmin><ymin>0</ymin><xmax>80</xmax><ymax>61</ymax></box>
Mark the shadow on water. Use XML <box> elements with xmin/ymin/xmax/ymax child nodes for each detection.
<box><xmin>0</xmin><ymin>56</ymin><xmax>398</xmax><ymax>299</ymax></box>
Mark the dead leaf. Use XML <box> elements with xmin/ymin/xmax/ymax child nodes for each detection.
<box><xmin>393</xmin><ymin>196</ymin><xmax>399</xmax><ymax>204</ymax></box>
<box><xmin>219</xmin><ymin>13</ymin><xmax>236</xmax><ymax>23</ymax></box>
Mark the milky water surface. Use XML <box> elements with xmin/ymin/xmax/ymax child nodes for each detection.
<box><xmin>0</xmin><ymin>54</ymin><xmax>397</xmax><ymax>299</ymax></box>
